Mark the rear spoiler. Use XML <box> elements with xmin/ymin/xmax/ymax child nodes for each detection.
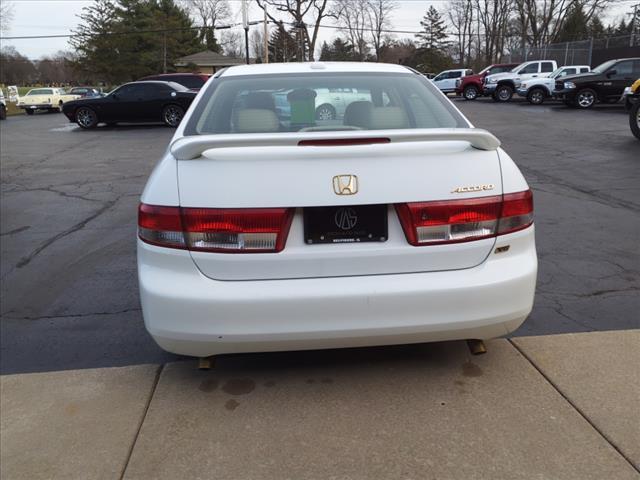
<box><xmin>170</xmin><ymin>128</ymin><xmax>501</xmax><ymax>160</ymax></box>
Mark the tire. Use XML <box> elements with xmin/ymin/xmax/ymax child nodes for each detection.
<box><xmin>495</xmin><ymin>84</ymin><xmax>513</xmax><ymax>102</ymax></box>
<box><xmin>0</xmin><ymin>105</ymin><xmax>6</xmax><ymax>120</ymax></box>
<box><xmin>575</xmin><ymin>88</ymin><xmax>597</xmax><ymax>109</ymax></box>
<box><xmin>527</xmin><ymin>88</ymin><xmax>546</xmax><ymax>105</ymax></box>
<box><xmin>463</xmin><ymin>85</ymin><xmax>479</xmax><ymax>101</ymax></box>
<box><xmin>25</xmin><ymin>109</ymin><xmax>34</xmax><ymax>115</ymax></box>
<box><xmin>630</xmin><ymin>101</ymin><xmax>640</xmax><ymax>140</ymax></box>
<box><xmin>58</xmin><ymin>101</ymin><xmax>64</xmax><ymax>112</ymax></box>
<box><xmin>162</xmin><ymin>104</ymin><xmax>184</xmax><ymax>127</ymax></box>
<box><xmin>315</xmin><ymin>104</ymin><xmax>336</xmax><ymax>121</ymax></box>
<box><xmin>75</xmin><ymin>107</ymin><xmax>98</xmax><ymax>129</ymax></box>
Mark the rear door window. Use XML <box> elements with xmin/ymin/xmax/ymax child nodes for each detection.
<box><xmin>541</xmin><ymin>62</ymin><xmax>555</xmax><ymax>73</ymax></box>
<box><xmin>519</xmin><ymin>64</ymin><xmax>539</xmax><ymax>74</ymax></box>
<box><xmin>187</xmin><ymin>72</ymin><xmax>467</xmax><ymax>135</ymax></box>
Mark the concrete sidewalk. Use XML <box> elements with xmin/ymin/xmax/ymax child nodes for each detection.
<box><xmin>1</xmin><ymin>330</ymin><xmax>638</xmax><ymax>479</ymax></box>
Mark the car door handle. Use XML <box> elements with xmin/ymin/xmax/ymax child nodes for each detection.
<box><xmin>532</xmin><ymin>75</ymin><xmax>538</xmax><ymax>77</ymax></box>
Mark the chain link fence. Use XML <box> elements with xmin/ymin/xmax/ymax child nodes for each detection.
<box><xmin>505</xmin><ymin>34</ymin><xmax>640</xmax><ymax>66</ymax></box>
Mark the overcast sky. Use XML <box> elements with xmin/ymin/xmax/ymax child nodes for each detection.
<box><xmin>0</xmin><ymin>0</ymin><xmax>635</xmax><ymax>60</ymax></box>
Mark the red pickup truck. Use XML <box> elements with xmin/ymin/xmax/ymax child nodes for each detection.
<box><xmin>455</xmin><ymin>63</ymin><xmax>519</xmax><ymax>100</ymax></box>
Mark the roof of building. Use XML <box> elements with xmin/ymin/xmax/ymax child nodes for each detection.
<box><xmin>219</xmin><ymin>62</ymin><xmax>412</xmax><ymax>77</ymax></box>
<box><xmin>175</xmin><ymin>51</ymin><xmax>244</xmax><ymax>67</ymax></box>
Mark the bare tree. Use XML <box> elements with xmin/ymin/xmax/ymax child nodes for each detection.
<box><xmin>221</xmin><ymin>30</ymin><xmax>245</xmax><ymax>58</ymax></box>
<box><xmin>448</xmin><ymin>0</ymin><xmax>474</xmax><ymax>66</ymax></box>
<box><xmin>513</xmin><ymin>0</ymin><xmax>612</xmax><ymax>47</ymax></box>
<box><xmin>332</xmin><ymin>0</ymin><xmax>369</xmax><ymax>60</ymax></box>
<box><xmin>250</xmin><ymin>29</ymin><xmax>266</xmax><ymax>61</ymax></box>
<box><xmin>474</xmin><ymin>0</ymin><xmax>513</xmax><ymax>63</ymax></box>
<box><xmin>185</xmin><ymin>0</ymin><xmax>231</xmax><ymax>50</ymax></box>
<box><xmin>0</xmin><ymin>0</ymin><xmax>14</xmax><ymax>34</ymax></box>
<box><xmin>366</xmin><ymin>0</ymin><xmax>396</xmax><ymax>62</ymax></box>
<box><xmin>256</xmin><ymin>0</ymin><xmax>334</xmax><ymax>61</ymax></box>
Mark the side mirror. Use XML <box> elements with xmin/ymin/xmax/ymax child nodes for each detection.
<box><xmin>606</xmin><ymin>69</ymin><xmax>617</xmax><ymax>78</ymax></box>
<box><xmin>111</xmin><ymin>93</ymin><xmax>118</xmax><ymax>100</ymax></box>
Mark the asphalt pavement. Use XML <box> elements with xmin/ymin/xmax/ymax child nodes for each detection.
<box><xmin>1</xmin><ymin>98</ymin><xmax>639</xmax><ymax>374</ymax></box>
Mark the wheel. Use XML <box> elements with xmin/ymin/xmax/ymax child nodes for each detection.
<box><xmin>527</xmin><ymin>88</ymin><xmax>546</xmax><ymax>105</ymax></box>
<box><xmin>0</xmin><ymin>105</ymin><xmax>6</xmax><ymax>120</ymax></box>
<box><xmin>162</xmin><ymin>104</ymin><xmax>184</xmax><ymax>127</ymax></box>
<box><xmin>630</xmin><ymin>101</ymin><xmax>640</xmax><ymax>140</ymax></box>
<box><xmin>575</xmin><ymin>88</ymin><xmax>597</xmax><ymax>109</ymax></box>
<box><xmin>75</xmin><ymin>107</ymin><xmax>98</xmax><ymax>129</ymax></box>
<box><xmin>58</xmin><ymin>101</ymin><xmax>64</xmax><ymax>112</ymax></box>
<box><xmin>495</xmin><ymin>84</ymin><xmax>513</xmax><ymax>102</ymax></box>
<box><xmin>315</xmin><ymin>104</ymin><xmax>336</xmax><ymax>121</ymax></box>
<box><xmin>25</xmin><ymin>109</ymin><xmax>34</xmax><ymax>115</ymax></box>
<box><xmin>463</xmin><ymin>85</ymin><xmax>479</xmax><ymax>101</ymax></box>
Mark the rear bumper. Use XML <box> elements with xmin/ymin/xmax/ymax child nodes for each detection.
<box><xmin>138</xmin><ymin>227</ymin><xmax>537</xmax><ymax>357</ymax></box>
<box><xmin>18</xmin><ymin>104</ymin><xmax>54</xmax><ymax>110</ymax></box>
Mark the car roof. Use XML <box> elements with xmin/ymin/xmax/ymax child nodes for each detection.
<box><xmin>219</xmin><ymin>62</ymin><xmax>411</xmax><ymax>78</ymax></box>
<box><xmin>142</xmin><ymin>73</ymin><xmax>210</xmax><ymax>78</ymax></box>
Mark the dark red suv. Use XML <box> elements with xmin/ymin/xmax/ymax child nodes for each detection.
<box><xmin>137</xmin><ymin>73</ymin><xmax>211</xmax><ymax>91</ymax></box>
<box><xmin>455</xmin><ymin>63</ymin><xmax>519</xmax><ymax>100</ymax></box>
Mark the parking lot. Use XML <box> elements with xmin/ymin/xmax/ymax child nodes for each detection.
<box><xmin>1</xmin><ymin>97</ymin><xmax>638</xmax><ymax>375</ymax></box>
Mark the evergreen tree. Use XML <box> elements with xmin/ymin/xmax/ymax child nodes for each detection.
<box><xmin>268</xmin><ymin>23</ymin><xmax>298</xmax><ymax>62</ymax></box>
<box><xmin>319</xmin><ymin>38</ymin><xmax>358</xmax><ymax>61</ymax></box>
<box><xmin>556</xmin><ymin>3</ymin><xmax>589</xmax><ymax>42</ymax></box>
<box><xmin>415</xmin><ymin>6</ymin><xmax>448</xmax><ymax>50</ymax></box>
<box><xmin>70</xmin><ymin>0</ymin><xmax>201</xmax><ymax>83</ymax></box>
<box><xmin>588</xmin><ymin>17</ymin><xmax>606</xmax><ymax>38</ymax></box>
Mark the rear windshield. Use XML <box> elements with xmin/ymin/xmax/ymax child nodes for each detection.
<box><xmin>27</xmin><ymin>89</ymin><xmax>53</xmax><ymax>95</ymax></box>
<box><xmin>185</xmin><ymin>72</ymin><xmax>466</xmax><ymax>135</ymax></box>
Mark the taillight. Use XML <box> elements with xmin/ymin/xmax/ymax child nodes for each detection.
<box><xmin>395</xmin><ymin>190</ymin><xmax>533</xmax><ymax>246</ymax></box>
<box><xmin>138</xmin><ymin>204</ymin><xmax>294</xmax><ymax>253</ymax></box>
<box><xmin>138</xmin><ymin>204</ymin><xmax>186</xmax><ymax>249</ymax></box>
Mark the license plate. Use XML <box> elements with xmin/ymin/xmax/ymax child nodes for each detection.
<box><xmin>304</xmin><ymin>204</ymin><xmax>388</xmax><ymax>244</ymax></box>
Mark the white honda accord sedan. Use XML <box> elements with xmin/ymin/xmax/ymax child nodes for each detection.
<box><xmin>137</xmin><ymin>62</ymin><xmax>537</xmax><ymax>359</ymax></box>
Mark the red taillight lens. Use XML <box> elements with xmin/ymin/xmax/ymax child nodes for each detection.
<box><xmin>138</xmin><ymin>204</ymin><xmax>186</xmax><ymax>249</ymax></box>
<box><xmin>395</xmin><ymin>189</ymin><xmax>533</xmax><ymax>246</ymax></box>
<box><xmin>181</xmin><ymin>208</ymin><xmax>294</xmax><ymax>253</ymax></box>
<box><xmin>138</xmin><ymin>204</ymin><xmax>294</xmax><ymax>253</ymax></box>
<box><xmin>498</xmin><ymin>190</ymin><xmax>534</xmax><ymax>234</ymax></box>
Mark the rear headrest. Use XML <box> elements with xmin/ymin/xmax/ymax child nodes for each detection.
<box><xmin>344</xmin><ymin>101</ymin><xmax>373</xmax><ymax>129</ymax></box>
<box><xmin>245</xmin><ymin>92</ymin><xmax>275</xmax><ymax>110</ymax></box>
<box><xmin>370</xmin><ymin>107</ymin><xmax>409</xmax><ymax>130</ymax></box>
<box><xmin>234</xmin><ymin>109</ymin><xmax>280</xmax><ymax>133</ymax></box>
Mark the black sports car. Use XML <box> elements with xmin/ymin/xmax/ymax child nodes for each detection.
<box><xmin>62</xmin><ymin>81</ymin><xmax>196</xmax><ymax>129</ymax></box>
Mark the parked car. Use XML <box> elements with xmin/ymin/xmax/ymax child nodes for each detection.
<box><xmin>555</xmin><ymin>58</ymin><xmax>640</xmax><ymax>109</ymax></box>
<box><xmin>630</xmin><ymin>92</ymin><xmax>640</xmax><ymax>140</ymax></box>
<box><xmin>62</xmin><ymin>81</ymin><xmax>196</xmax><ymax>129</ymax></box>
<box><xmin>16</xmin><ymin>87</ymin><xmax>81</xmax><ymax>114</ymax></box>
<box><xmin>137</xmin><ymin>73</ymin><xmax>211</xmax><ymax>91</ymax></box>
<box><xmin>484</xmin><ymin>60</ymin><xmax>557</xmax><ymax>102</ymax></box>
<box><xmin>622</xmin><ymin>78</ymin><xmax>640</xmax><ymax>110</ymax></box>
<box><xmin>455</xmin><ymin>63</ymin><xmax>519</xmax><ymax>100</ymax></box>
<box><xmin>432</xmin><ymin>69</ymin><xmax>473</xmax><ymax>94</ymax></box>
<box><xmin>68</xmin><ymin>87</ymin><xmax>102</xmax><ymax>98</ymax></box>
<box><xmin>516</xmin><ymin>65</ymin><xmax>591</xmax><ymax>105</ymax></box>
<box><xmin>0</xmin><ymin>90</ymin><xmax>6</xmax><ymax>120</ymax></box>
<box><xmin>137</xmin><ymin>62</ymin><xmax>537</xmax><ymax>360</ymax></box>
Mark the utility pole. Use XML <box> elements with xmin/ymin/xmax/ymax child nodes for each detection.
<box><xmin>242</xmin><ymin>0</ymin><xmax>250</xmax><ymax>64</ymax></box>
<box><xmin>263</xmin><ymin>8</ymin><xmax>269</xmax><ymax>63</ymax></box>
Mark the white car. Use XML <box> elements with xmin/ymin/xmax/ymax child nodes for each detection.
<box><xmin>138</xmin><ymin>62</ymin><xmax>537</xmax><ymax>359</ymax></box>
<box><xmin>516</xmin><ymin>65</ymin><xmax>591</xmax><ymax>104</ymax></box>
<box><xmin>0</xmin><ymin>90</ymin><xmax>6</xmax><ymax>120</ymax></box>
<box><xmin>432</xmin><ymin>69</ymin><xmax>473</xmax><ymax>94</ymax></box>
<box><xmin>485</xmin><ymin>60</ymin><xmax>558</xmax><ymax>102</ymax></box>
